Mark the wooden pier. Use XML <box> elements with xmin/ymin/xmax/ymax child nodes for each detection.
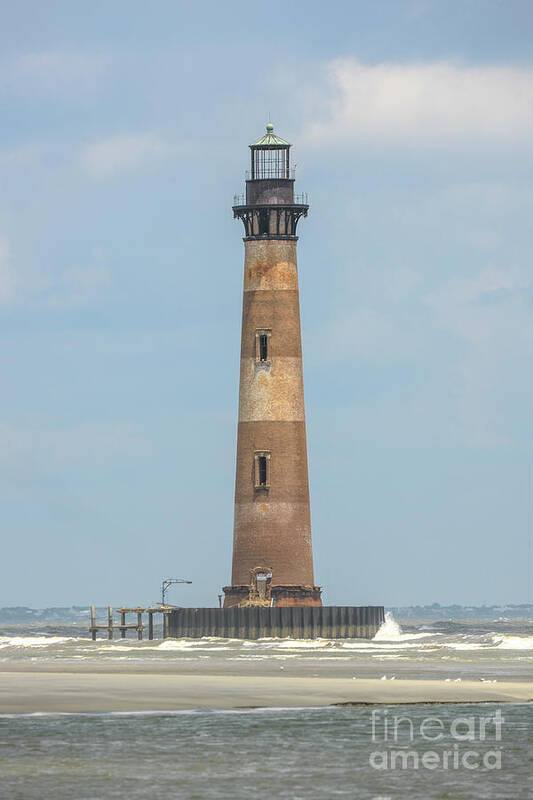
<box><xmin>89</xmin><ymin>605</ymin><xmax>173</xmax><ymax>640</ymax></box>
<box><xmin>90</xmin><ymin>605</ymin><xmax>385</xmax><ymax>640</ymax></box>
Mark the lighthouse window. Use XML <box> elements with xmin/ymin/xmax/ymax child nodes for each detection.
<box><xmin>254</xmin><ymin>451</ymin><xmax>271</xmax><ymax>488</ymax></box>
<box><xmin>255</xmin><ymin>329</ymin><xmax>271</xmax><ymax>364</ymax></box>
<box><xmin>259</xmin><ymin>334</ymin><xmax>268</xmax><ymax>361</ymax></box>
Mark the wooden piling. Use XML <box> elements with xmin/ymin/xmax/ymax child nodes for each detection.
<box><xmin>90</xmin><ymin>605</ymin><xmax>96</xmax><ymax>641</ymax></box>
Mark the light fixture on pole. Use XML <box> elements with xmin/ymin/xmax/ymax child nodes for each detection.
<box><xmin>161</xmin><ymin>578</ymin><xmax>192</xmax><ymax>606</ymax></box>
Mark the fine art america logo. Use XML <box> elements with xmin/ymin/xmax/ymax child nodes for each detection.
<box><xmin>369</xmin><ymin>709</ymin><xmax>504</xmax><ymax>771</ymax></box>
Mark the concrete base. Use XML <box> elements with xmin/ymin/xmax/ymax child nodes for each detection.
<box><xmin>223</xmin><ymin>584</ymin><xmax>322</xmax><ymax>608</ymax></box>
<box><xmin>166</xmin><ymin>606</ymin><xmax>384</xmax><ymax>640</ymax></box>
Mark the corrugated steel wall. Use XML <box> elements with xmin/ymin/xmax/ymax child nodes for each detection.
<box><xmin>166</xmin><ymin>606</ymin><xmax>384</xmax><ymax>640</ymax></box>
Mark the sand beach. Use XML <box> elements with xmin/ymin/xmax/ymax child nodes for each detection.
<box><xmin>1</xmin><ymin>661</ymin><xmax>531</xmax><ymax>713</ymax></box>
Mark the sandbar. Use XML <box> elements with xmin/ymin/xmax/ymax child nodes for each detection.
<box><xmin>0</xmin><ymin>664</ymin><xmax>531</xmax><ymax>713</ymax></box>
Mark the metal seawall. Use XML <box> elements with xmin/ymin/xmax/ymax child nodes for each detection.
<box><xmin>167</xmin><ymin>606</ymin><xmax>385</xmax><ymax>639</ymax></box>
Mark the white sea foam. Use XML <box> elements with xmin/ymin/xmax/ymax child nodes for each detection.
<box><xmin>1</xmin><ymin>623</ymin><xmax>531</xmax><ymax>671</ymax></box>
<box><xmin>442</xmin><ymin>635</ymin><xmax>533</xmax><ymax>651</ymax></box>
<box><xmin>0</xmin><ymin>705</ymin><xmax>328</xmax><ymax>719</ymax></box>
<box><xmin>342</xmin><ymin>641</ymin><xmax>432</xmax><ymax>651</ymax></box>
<box><xmin>275</xmin><ymin>640</ymin><xmax>332</xmax><ymax>649</ymax></box>
<box><xmin>493</xmin><ymin>635</ymin><xmax>533</xmax><ymax>650</ymax></box>
<box><xmin>0</xmin><ymin>636</ymin><xmax>73</xmax><ymax>649</ymax></box>
<box><xmin>90</xmin><ymin>639</ymin><xmax>230</xmax><ymax>653</ymax></box>
<box><xmin>372</xmin><ymin>612</ymin><xmax>436</xmax><ymax>642</ymax></box>
<box><xmin>154</xmin><ymin>640</ymin><xmax>232</xmax><ymax>651</ymax></box>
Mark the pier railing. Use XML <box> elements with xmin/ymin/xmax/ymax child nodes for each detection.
<box><xmin>89</xmin><ymin>605</ymin><xmax>175</xmax><ymax>640</ymax></box>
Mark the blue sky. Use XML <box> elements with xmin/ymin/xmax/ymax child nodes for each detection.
<box><xmin>1</xmin><ymin>1</ymin><xmax>532</xmax><ymax>608</ymax></box>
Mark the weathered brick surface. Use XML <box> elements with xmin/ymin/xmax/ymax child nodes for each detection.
<box><xmin>240</xmin><ymin>291</ymin><xmax>302</xmax><ymax>359</ymax></box>
<box><xmin>238</xmin><ymin>359</ymin><xmax>305</xmax><ymax>422</ymax></box>
<box><xmin>243</xmin><ymin>240</ymin><xmax>299</xmax><ymax>291</ymax></box>
<box><xmin>226</xmin><ymin>238</ymin><xmax>321</xmax><ymax>607</ymax></box>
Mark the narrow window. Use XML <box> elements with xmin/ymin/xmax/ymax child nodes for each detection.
<box><xmin>258</xmin><ymin>456</ymin><xmax>267</xmax><ymax>486</ymax></box>
<box><xmin>255</xmin><ymin>329</ymin><xmax>271</xmax><ymax>364</ymax></box>
<box><xmin>254</xmin><ymin>451</ymin><xmax>271</xmax><ymax>488</ymax></box>
<box><xmin>259</xmin><ymin>334</ymin><xmax>268</xmax><ymax>362</ymax></box>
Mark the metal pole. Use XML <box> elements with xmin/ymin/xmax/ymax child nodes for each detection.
<box><xmin>161</xmin><ymin>578</ymin><xmax>192</xmax><ymax>605</ymax></box>
<box><xmin>90</xmin><ymin>604</ymin><xmax>96</xmax><ymax>641</ymax></box>
<box><xmin>108</xmin><ymin>606</ymin><xmax>113</xmax><ymax>640</ymax></box>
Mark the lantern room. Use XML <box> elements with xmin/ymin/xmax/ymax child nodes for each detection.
<box><xmin>249</xmin><ymin>123</ymin><xmax>291</xmax><ymax>180</ymax></box>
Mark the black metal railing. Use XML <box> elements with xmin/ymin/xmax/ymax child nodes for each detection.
<box><xmin>232</xmin><ymin>192</ymin><xmax>309</xmax><ymax>206</ymax></box>
<box><xmin>245</xmin><ymin>168</ymin><xmax>296</xmax><ymax>181</ymax></box>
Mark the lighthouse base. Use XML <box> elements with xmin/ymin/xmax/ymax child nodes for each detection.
<box><xmin>223</xmin><ymin>584</ymin><xmax>322</xmax><ymax>608</ymax></box>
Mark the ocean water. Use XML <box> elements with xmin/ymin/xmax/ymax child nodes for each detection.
<box><xmin>1</xmin><ymin>615</ymin><xmax>531</xmax><ymax>798</ymax></box>
<box><xmin>1</xmin><ymin>704</ymin><xmax>530</xmax><ymax>799</ymax></box>
<box><xmin>1</xmin><ymin>614</ymin><xmax>532</xmax><ymax>681</ymax></box>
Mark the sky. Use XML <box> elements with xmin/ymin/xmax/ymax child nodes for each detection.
<box><xmin>1</xmin><ymin>0</ymin><xmax>532</xmax><ymax>608</ymax></box>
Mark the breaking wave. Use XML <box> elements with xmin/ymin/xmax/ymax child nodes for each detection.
<box><xmin>0</xmin><ymin>618</ymin><xmax>531</xmax><ymax>676</ymax></box>
<box><xmin>0</xmin><ymin>636</ymin><xmax>73</xmax><ymax>649</ymax></box>
<box><xmin>372</xmin><ymin>612</ymin><xmax>435</xmax><ymax>642</ymax></box>
<box><xmin>493</xmin><ymin>634</ymin><xmax>533</xmax><ymax>650</ymax></box>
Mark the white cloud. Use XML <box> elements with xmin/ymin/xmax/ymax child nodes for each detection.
<box><xmin>42</xmin><ymin>265</ymin><xmax>112</xmax><ymax>309</ymax></box>
<box><xmin>0</xmin><ymin>239</ymin><xmax>112</xmax><ymax>310</ymax></box>
<box><xmin>304</xmin><ymin>59</ymin><xmax>533</xmax><ymax>147</ymax></box>
<box><xmin>425</xmin><ymin>266</ymin><xmax>532</xmax><ymax>344</ymax></box>
<box><xmin>0</xmin><ymin>236</ymin><xmax>15</xmax><ymax>305</ymax></box>
<box><xmin>8</xmin><ymin>50</ymin><xmax>108</xmax><ymax>92</ymax></box>
<box><xmin>427</xmin><ymin>267</ymin><xmax>528</xmax><ymax>308</ymax></box>
<box><xmin>308</xmin><ymin>258</ymin><xmax>532</xmax><ymax>447</ymax></box>
<box><xmin>81</xmin><ymin>133</ymin><xmax>178</xmax><ymax>178</ymax></box>
<box><xmin>0</xmin><ymin>420</ymin><xmax>147</xmax><ymax>474</ymax></box>
<box><xmin>423</xmin><ymin>266</ymin><xmax>533</xmax><ymax>445</ymax></box>
<box><xmin>309</xmin><ymin>266</ymin><xmax>424</xmax><ymax>367</ymax></box>
<box><xmin>314</xmin><ymin>307</ymin><xmax>396</xmax><ymax>364</ymax></box>
<box><xmin>0</xmin><ymin>142</ymin><xmax>48</xmax><ymax>171</ymax></box>
<box><xmin>404</xmin><ymin>0</ymin><xmax>432</xmax><ymax>20</ymax></box>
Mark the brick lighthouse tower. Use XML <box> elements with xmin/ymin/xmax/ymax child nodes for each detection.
<box><xmin>223</xmin><ymin>124</ymin><xmax>322</xmax><ymax>608</ymax></box>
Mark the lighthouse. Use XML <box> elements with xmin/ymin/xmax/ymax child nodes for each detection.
<box><xmin>223</xmin><ymin>124</ymin><xmax>322</xmax><ymax>608</ymax></box>
<box><xmin>166</xmin><ymin>123</ymin><xmax>384</xmax><ymax>637</ymax></box>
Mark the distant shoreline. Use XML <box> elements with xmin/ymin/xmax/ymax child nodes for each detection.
<box><xmin>1</xmin><ymin>604</ymin><xmax>533</xmax><ymax>625</ymax></box>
